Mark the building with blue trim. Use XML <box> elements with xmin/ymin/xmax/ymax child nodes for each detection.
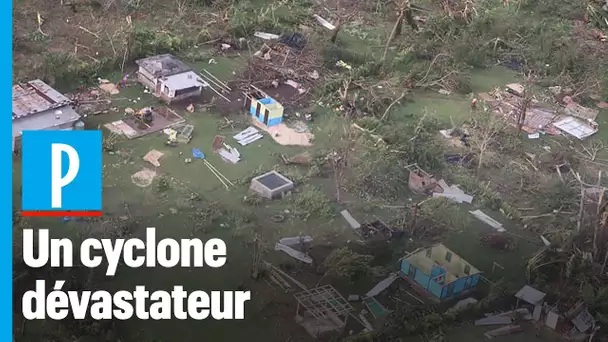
<box><xmin>399</xmin><ymin>243</ymin><xmax>480</xmax><ymax>301</ymax></box>
<box><xmin>244</xmin><ymin>86</ymin><xmax>284</xmax><ymax>127</ymax></box>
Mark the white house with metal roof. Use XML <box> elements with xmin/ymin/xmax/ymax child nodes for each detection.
<box><xmin>12</xmin><ymin>79</ymin><xmax>81</xmax><ymax>151</ymax></box>
<box><xmin>135</xmin><ymin>54</ymin><xmax>208</xmax><ymax>103</ymax></box>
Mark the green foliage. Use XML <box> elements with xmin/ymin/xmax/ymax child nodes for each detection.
<box><xmin>227</xmin><ymin>0</ymin><xmax>312</xmax><ymax>36</ymax></box>
<box><xmin>320</xmin><ymin>247</ymin><xmax>381</xmax><ymax>282</ymax></box>
<box><xmin>290</xmin><ymin>186</ymin><xmax>335</xmax><ymax>220</ymax></box>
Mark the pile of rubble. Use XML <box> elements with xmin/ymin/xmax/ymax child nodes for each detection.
<box><xmin>478</xmin><ymin>83</ymin><xmax>600</xmax><ymax>140</ymax></box>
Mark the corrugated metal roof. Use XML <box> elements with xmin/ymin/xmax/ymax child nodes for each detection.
<box><xmin>12</xmin><ymin>79</ymin><xmax>72</xmax><ymax>120</ymax></box>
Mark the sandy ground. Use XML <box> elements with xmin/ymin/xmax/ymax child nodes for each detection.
<box><xmin>253</xmin><ymin>119</ymin><xmax>313</xmax><ymax>146</ymax></box>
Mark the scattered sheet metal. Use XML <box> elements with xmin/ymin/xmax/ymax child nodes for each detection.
<box><xmin>279</xmin><ymin>236</ymin><xmax>313</xmax><ymax>246</ymax></box>
<box><xmin>474</xmin><ymin>315</ymin><xmax>512</xmax><ymax>326</ymax></box>
<box><xmin>218</xmin><ymin>144</ymin><xmax>241</xmax><ymax>164</ymax></box>
<box><xmin>515</xmin><ymin>285</ymin><xmax>546</xmax><ymax>305</ymax></box>
<box><xmin>340</xmin><ymin>210</ymin><xmax>361</xmax><ymax>230</ymax></box>
<box><xmin>564</xmin><ymin>102</ymin><xmax>599</xmax><ymax>121</ymax></box>
<box><xmin>254</xmin><ymin>32</ymin><xmax>280</xmax><ymax>40</ymax></box>
<box><xmin>493</xmin><ymin>308</ymin><xmax>532</xmax><ymax>321</ymax></box>
<box><xmin>433</xmin><ymin>192</ymin><xmax>473</xmax><ymax>204</ymax></box>
<box><xmin>274</xmin><ymin>243</ymin><xmax>312</xmax><ymax>264</ymax></box>
<box><xmin>348</xmin><ymin>295</ymin><xmax>360</xmax><ymax>301</ymax></box>
<box><xmin>358</xmin><ymin>311</ymin><xmax>373</xmax><ymax>332</ymax></box>
<box><xmin>365</xmin><ymin>273</ymin><xmax>399</xmax><ymax>297</ymax></box>
<box><xmin>533</xmin><ymin>305</ymin><xmax>542</xmax><ymax>321</ymax></box>
<box><xmin>553</xmin><ymin>116</ymin><xmax>598</xmax><ymax>140</ymax></box>
<box><xmin>362</xmin><ymin>296</ymin><xmax>391</xmax><ymax>319</ymax></box>
<box><xmin>484</xmin><ymin>325</ymin><xmax>523</xmax><ymax>339</ymax></box>
<box><xmin>313</xmin><ymin>14</ymin><xmax>336</xmax><ymax>30</ymax></box>
<box><xmin>545</xmin><ymin>311</ymin><xmax>559</xmax><ymax>329</ymax></box>
<box><xmin>567</xmin><ymin>302</ymin><xmax>595</xmax><ymax>333</ymax></box>
<box><xmin>469</xmin><ymin>210</ymin><xmax>505</xmax><ymax>232</ymax></box>
<box><xmin>234</xmin><ymin>126</ymin><xmax>264</xmax><ymax>146</ymax></box>
<box><xmin>540</xmin><ymin>235</ymin><xmax>551</xmax><ymax>246</ymax></box>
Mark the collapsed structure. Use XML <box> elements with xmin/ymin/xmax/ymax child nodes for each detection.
<box><xmin>12</xmin><ymin>79</ymin><xmax>82</xmax><ymax>151</ymax></box>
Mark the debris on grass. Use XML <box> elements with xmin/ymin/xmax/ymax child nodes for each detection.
<box><xmin>131</xmin><ymin>168</ymin><xmax>156</xmax><ymax>187</ymax></box>
<box><xmin>143</xmin><ymin>149</ymin><xmax>164</xmax><ymax>167</ymax></box>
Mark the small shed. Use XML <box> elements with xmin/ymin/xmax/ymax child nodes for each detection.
<box><xmin>135</xmin><ymin>54</ymin><xmax>208</xmax><ymax>103</ymax></box>
<box><xmin>243</xmin><ymin>86</ymin><xmax>284</xmax><ymax>127</ymax></box>
<box><xmin>399</xmin><ymin>243</ymin><xmax>481</xmax><ymax>302</ymax></box>
<box><xmin>12</xmin><ymin>80</ymin><xmax>81</xmax><ymax>151</ymax></box>
<box><xmin>250</xmin><ymin>170</ymin><xmax>294</xmax><ymax>199</ymax></box>
<box><xmin>294</xmin><ymin>285</ymin><xmax>354</xmax><ymax>338</ymax></box>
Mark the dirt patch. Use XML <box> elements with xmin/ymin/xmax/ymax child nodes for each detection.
<box><xmin>131</xmin><ymin>168</ymin><xmax>156</xmax><ymax>187</ymax></box>
<box><xmin>253</xmin><ymin>119</ymin><xmax>313</xmax><ymax>146</ymax></box>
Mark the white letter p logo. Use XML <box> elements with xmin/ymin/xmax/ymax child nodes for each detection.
<box><xmin>51</xmin><ymin>143</ymin><xmax>80</xmax><ymax>208</ymax></box>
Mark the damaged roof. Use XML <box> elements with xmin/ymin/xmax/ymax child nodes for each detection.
<box><xmin>135</xmin><ymin>54</ymin><xmax>192</xmax><ymax>78</ymax></box>
<box><xmin>12</xmin><ymin>80</ymin><xmax>72</xmax><ymax>120</ymax></box>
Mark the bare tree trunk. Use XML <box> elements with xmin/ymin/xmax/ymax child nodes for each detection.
<box><xmin>382</xmin><ymin>10</ymin><xmax>405</xmax><ymax>62</ymax></box>
<box><xmin>395</xmin><ymin>16</ymin><xmax>403</xmax><ymax>36</ymax></box>
<box><xmin>330</xmin><ymin>20</ymin><xmax>342</xmax><ymax>43</ymax></box>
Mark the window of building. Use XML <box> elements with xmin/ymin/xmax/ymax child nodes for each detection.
<box><xmin>445</xmin><ymin>251</ymin><xmax>452</xmax><ymax>262</ymax></box>
<box><xmin>408</xmin><ymin>264</ymin><xmax>416</xmax><ymax>278</ymax></box>
<box><xmin>464</xmin><ymin>265</ymin><xmax>471</xmax><ymax>275</ymax></box>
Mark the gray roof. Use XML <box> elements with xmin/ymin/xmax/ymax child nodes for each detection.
<box><xmin>12</xmin><ymin>80</ymin><xmax>72</xmax><ymax>119</ymax></box>
<box><xmin>13</xmin><ymin>106</ymin><xmax>81</xmax><ymax>137</ymax></box>
<box><xmin>135</xmin><ymin>54</ymin><xmax>192</xmax><ymax>78</ymax></box>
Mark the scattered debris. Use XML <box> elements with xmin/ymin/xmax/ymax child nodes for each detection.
<box><xmin>474</xmin><ymin>315</ymin><xmax>513</xmax><ymax>326</ymax></box>
<box><xmin>528</xmin><ymin>132</ymin><xmax>540</xmax><ymax>139</ymax></box>
<box><xmin>449</xmin><ymin>297</ymin><xmax>478</xmax><ymax>313</ymax></box>
<box><xmin>540</xmin><ymin>235</ymin><xmax>551</xmax><ymax>246</ymax></box>
<box><xmin>484</xmin><ymin>325</ymin><xmax>523</xmax><ymax>339</ymax></box>
<box><xmin>131</xmin><ymin>168</ymin><xmax>156</xmax><ymax>187</ymax></box>
<box><xmin>348</xmin><ymin>295</ymin><xmax>360</xmax><ymax>301</ymax></box>
<box><xmin>285</xmin><ymin>79</ymin><xmax>307</xmax><ymax>94</ymax></box>
<box><xmin>566</xmin><ymin>302</ymin><xmax>596</xmax><ymax>333</ymax></box>
<box><xmin>433</xmin><ymin>182</ymin><xmax>473</xmax><ymax>203</ymax></box>
<box><xmin>143</xmin><ymin>149</ymin><xmax>164</xmax><ymax>167</ymax></box>
<box><xmin>254</xmin><ymin>32</ymin><xmax>280</xmax><ymax>40</ymax></box>
<box><xmin>336</xmin><ymin>60</ymin><xmax>352</xmax><ymax>70</ymax></box>
<box><xmin>552</xmin><ymin>116</ymin><xmax>598</xmax><ymax>140</ymax></box>
<box><xmin>340</xmin><ymin>210</ymin><xmax>361</xmax><ymax>230</ymax></box>
<box><xmin>505</xmin><ymin>83</ymin><xmax>524</xmax><ymax>96</ymax></box>
<box><xmin>279</xmin><ymin>236</ymin><xmax>313</xmax><ymax>246</ymax></box>
<box><xmin>365</xmin><ymin>273</ymin><xmax>399</xmax><ymax>297</ymax></box>
<box><xmin>294</xmin><ymin>285</ymin><xmax>353</xmax><ymax>338</ymax></box>
<box><xmin>186</xmin><ymin>103</ymin><xmax>195</xmax><ymax>113</ymax></box>
<box><xmin>191</xmin><ymin>148</ymin><xmax>234</xmax><ymax>189</ymax></box>
<box><xmin>234</xmin><ymin>126</ymin><xmax>264</xmax><ymax>146</ymax></box>
<box><xmin>313</xmin><ymin>14</ymin><xmax>336</xmax><ymax>30</ymax></box>
<box><xmin>469</xmin><ymin>210</ymin><xmax>505</xmax><ymax>232</ymax></box>
<box><xmin>515</xmin><ymin>285</ymin><xmax>546</xmax><ymax>306</ymax></box>
<box><xmin>218</xmin><ymin>144</ymin><xmax>241</xmax><ymax>164</ymax></box>
<box><xmin>438</xmin><ymin>89</ymin><xmax>451</xmax><ymax>95</ymax></box>
<box><xmin>98</xmin><ymin>80</ymin><xmax>120</xmax><ymax>95</ymax></box>
<box><xmin>545</xmin><ymin>311</ymin><xmax>559</xmax><ymax>329</ymax></box>
<box><xmin>362</xmin><ymin>296</ymin><xmax>391</xmax><ymax>318</ymax></box>
<box><xmin>275</xmin><ymin>243</ymin><xmax>313</xmax><ymax>264</ymax></box>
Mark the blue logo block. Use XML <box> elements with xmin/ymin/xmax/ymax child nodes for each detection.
<box><xmin>22</xmin><ymin>130</ymin><xmax>102</xmax><ymax>212</ymax></box>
